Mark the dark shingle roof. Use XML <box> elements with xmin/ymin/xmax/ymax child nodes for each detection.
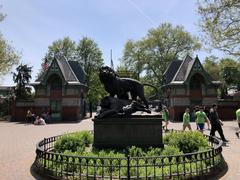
<box><xmin>68</xmin><ymin>61</ymin><xmax>87</xmax><ymax>84</ymax></box>
<box><xmin>162</xmin><ymin>55</ymin><xmax>221</xmax><ymax>86</ymax></box>
<box><xmin>174</xmin><ymin>55</ymin><xmax>193</xmax><ymax>81</ymax></box>
<box><xmin>163</xmin><ymin>60</ymin><xmax>182</xmax><ymax>84</ymax></box>
<box><xmin>57</xmin><ymin>58</ymin><xmax>78</xmax><ymax>82</ymax></box>
<box><xmin>34</xmin><ymin>57</ymin><xmax>86</xmax><ymax>86</ymax></box>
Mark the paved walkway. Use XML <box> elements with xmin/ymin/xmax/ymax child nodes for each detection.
<box><xmin>0</xmin><ymin>118</ymin><xmax>239</xmax><ymax>179</ymax></box>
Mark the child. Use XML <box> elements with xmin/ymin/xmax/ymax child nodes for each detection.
<box><xmin>183</xmin><ymin>107</ymin><xmax>192</xmax><ymax>131</ymax></box>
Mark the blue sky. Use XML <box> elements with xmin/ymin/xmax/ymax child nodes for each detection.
<box><xmin>0</xmin><ymin>0</ymin><xmax>221</xmax><ymax>85</ymax></box>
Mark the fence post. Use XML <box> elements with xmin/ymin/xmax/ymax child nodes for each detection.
<box><xmin>43</xmin><ymin>138</ymin><xmax>47</xmax><ymax>170</ymax></box>
<box><xmin>212</xmin><ymin>148</ymin><xmax>215</xmax><ymax>168</ymax></box>
<box><xmin>127</xmin><ymin>155</ymin><xmax>130</xmax><ymax>180</ymax></box>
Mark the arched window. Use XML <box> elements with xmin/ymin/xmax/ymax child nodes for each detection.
<box><xmin>190</xmin><ymin>74</ymin><xmax>205</xmax><ymax>90</ymax></box>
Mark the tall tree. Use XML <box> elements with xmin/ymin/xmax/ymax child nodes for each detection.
<box><xmin>38</xmin><ymin>37</ymin><xmax>76</xmax><ymax>76</ymax></box>
<box><xmin>203</xmin><ymin>56</ymin><xmax>240</xmax><ymax>97</ymax></box>
<box><xmin>197</xmin><ymin>0</ymin><xmax>240</xmax><ymax>57</ymax></box>
<box><xmin>121</xmin><ymin>40</ymin><xmax>145</xmax><ymax>80</ymax></box>
<box><xmin>47</xmin><ymin>36</ymin><xmax>76</xmax><ymax>61</ymax></box>
<box><xmin>219</xmin><ymin>58</ymin><xmax>240</xmax><ymax>90</ymax></box>
<box><xmin>13</xmin><ymin>64</ymin><xmax>32</xmax><ymax>99</ymax></box>
<box><xmin>203</xmin><ymin>56</ymin><xmax>220</xmax><ymax>81</ymax></box>
<box><xmin>121</xmin><ymin>23</ymin><xmax>201</xmax><ymax>88</ymax></box>
<box><xmin>75</xmin><ymin>37</ymin><xmax>105</xmax><ymax>105</ymax></box>
<box><xmin>0</xmin><ymin>6</ymin><xmax>19</xmax><ymax>75</ymax></box>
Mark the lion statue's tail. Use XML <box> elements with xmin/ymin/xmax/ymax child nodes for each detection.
<box><xmin>142</xmin><ymin>83</ymin><xmax>159</xmax><ymax>101</ymax></box>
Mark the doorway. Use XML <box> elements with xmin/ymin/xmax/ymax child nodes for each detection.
<box><xmin>189</xmin><ymin>73</ymin><xmax>205</xmax><ymax>105</ymax></box>
<box><xmin>50</xmin><ymin>100</ymin><xmax>62</xmax><ymax>121</ymax></box>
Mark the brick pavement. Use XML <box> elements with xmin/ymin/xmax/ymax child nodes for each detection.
<box><xmin>0</xmin><ymin>118</ymin><xmax>240</xmax><ymax>179</ymax></box>
<box><xmin>0</xmin><ymin>119</ymin><xmax>93</xmax><ymax>180</ymax></box>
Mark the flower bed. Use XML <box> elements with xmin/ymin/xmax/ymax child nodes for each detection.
<box><xmin>33</xmin><ymin>131</ymin><xmax>225</xmax><ymax>179</ymax></box>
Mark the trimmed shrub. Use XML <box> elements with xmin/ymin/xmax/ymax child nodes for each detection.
<box><xmin>163</xmin><ymin>131</ymin><xmax>210</xmax><ymax>153</ymax></box>
<box><xmin>54</xmin><ymin>131</ymin><xmax>93</xmax><ymax>153</ymax></box>
<box><xmin>128</xmin><ymin>146</ymin><xmax>145</xmax><ymax>157</ymax></box>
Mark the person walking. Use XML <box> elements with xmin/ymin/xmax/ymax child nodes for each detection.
<box><xmin>203</xmin><ymin>106</ymin><xmax>210</xmax><ymax>130</ymax></box>
<box><xmin>162</xmin><ymin>106</ymin><xmax>170</xmax><ymax>131</ymax></box>
<box><xmin>235</xmin><ymin>108</ymin><xmax>240</xmax><ymax>138</ymax></box>
<box><xmin>183</xmin><ymin>107</ymin><xmax>192</xmax><ymax>131</ymax></box>
<box><xmin>193</xmin><ymin>106</ymin><xmax>199</xmax><ymax>130</ymax></box>
<box><xmin>209</xmin><ymin>104</ymin><xmax>228</xmax><ymax>142</ymax></box>
<box><xmin>195</xmin><ymin>106</ymin><xmax>208</xmax><ymax>133</ymax></box>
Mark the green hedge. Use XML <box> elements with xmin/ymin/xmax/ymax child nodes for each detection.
<box><xmin>54</xmin><ymin>131</ymin><xmax>210</xmax><ymax>156</ymax></box>
<box><xmin>54</xmin><ymin>131</ymin><xmax>93</xmax><ymax>153</ymax></box>
<box><xmin>163</xmin><ymin>131</ymin><xmax>210</xmax><ymax>153</ymax></box>
<box><xmin>44</xmin><ymin>131</ymin><xmax>219</xmax><ymax>178</ymax></box>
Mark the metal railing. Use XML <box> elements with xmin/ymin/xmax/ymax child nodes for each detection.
<box><xmin>33</xmin><ymin>133</ymin><xmax>224</xmax><ymax>179</ymax></box>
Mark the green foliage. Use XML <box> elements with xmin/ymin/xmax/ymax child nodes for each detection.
<box><xmin>219</xmin><ymin>58</ymin><xmax>240</xmax><ymax>90</ymax></box>
<box><xmin>75</xmin><ymin>37</ymin><xmax>105</xmax><ymax>106</ymax></box>
<box><xmin>163</xmin><ymin>131</ymin><xmax>210</xmax><ymax>153</ymax></box>
<box><xmin>203</xmin><ymin>56</ymin><xmax>220</xmax><ymax>81</ymax></box>
<box><xmin>0</xmin><ymin>6</ymin><xmax>19</xmax><ymax>75</ymax></box>
<box><xmin>121</xmin><ymin>22</ymin><xmax>201</xmax><ymax>89</ymax></box>
<box><xmin>0</xmin><ymin>95</ymin><xmax>13</xmax><ymax>117</ymax></box>
<box><xmin>12</xmin><ymin>64</ymin><xmax>32</xmax><ymax>99</ymax></box>
<box><xmin>128</xmin><ymin>146</ymin><xmax>145</xmax><ymax>157</ymax></box>
<box><xmin>161</xmin><ymin>145</ymin><xmax>183</xmax><ymax>156</ymax></box>
<box><xmin>55</xmin><ymin>131</ymin><xmax>210</xmax><ymax>156</ymax></box>
<box><xmin>38</xmin><ymin>37</ymin><xmax>76</xmax><ymax>77</ymax></box>
<box><xmin>54</xmin><ymin>131</ymin><xmax>93</xmax><ymax>153</ymax></box>
<box><xmin>203</xmin><ymin>56</ymin><xmax>240</xmax><ymax>95</ymax></box>
<box><xmin>197</xmin><ymin>0</ymin><xmax>240</xmax><ymax>56</ymax></box>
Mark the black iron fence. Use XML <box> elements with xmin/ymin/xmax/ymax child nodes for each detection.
<box><xmin>33</xmin><ymin>134</ymin><xmax>224</xmax><ymax>179</ymax></box>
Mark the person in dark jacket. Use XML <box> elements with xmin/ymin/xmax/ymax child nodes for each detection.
<box><xmin>209</xmin><ymin>104</ymin><xmax>228</xmax><ymax>142</ymax></box>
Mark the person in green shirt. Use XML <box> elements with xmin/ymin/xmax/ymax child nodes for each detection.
<box><xmin>183</xmin><ymin>107</ymin><xmax>192</xmax><ymax>131</ymax></box>
<box><xmin>235</xmin><ymin>108</ymin><xmax>240</xmax><ymax>138</ymax></box>
<box><xmin>162</xmin><ymin>106</ymin><xmax>169</xmax><ymax>131</ymax></box>
<box><xmin>195</xmin><ymin>106</ymin><xmax>208</xmax><ymax>133</ymax></box>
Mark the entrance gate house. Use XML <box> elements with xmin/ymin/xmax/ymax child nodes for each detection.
<box><xmin>33</xmin><ymin>57</ymin><xmax>88</xmax><ymax>121</ymax></box>
<box><xmin>162</xmin><ymin>55</ymin><xmax>221</xmax><ymax>121</ymax></box>
<box><xmin>12</xmin><ymin>56</ymin><xmax>88</xmax><ymax>121</ymax></box>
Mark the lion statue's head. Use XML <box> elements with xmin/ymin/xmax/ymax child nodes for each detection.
<box><xmin>99</xmin><ymin>66</ymin><xmax>119</xmax><ymax>83</ymax></box>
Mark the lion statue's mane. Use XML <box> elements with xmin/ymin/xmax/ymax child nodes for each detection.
<box><xmin>99</xmin><ymin>66</ymin><xmax>149</xmax><ymax>108</ymax></box>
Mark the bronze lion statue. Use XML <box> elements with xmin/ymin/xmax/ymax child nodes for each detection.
<box><xmin>99</xmin><ymin>66</ymin><xmax>149</xmax><ymax>108</ymax></box>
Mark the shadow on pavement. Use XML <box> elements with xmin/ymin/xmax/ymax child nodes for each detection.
<box><xmin>30</xmin><ymin>163</ymin><xmax>49</xmax><ymax>180</ymax></box>
<box><xmin>208</xmin><ymin>158</ymin><xmax>229</xmax><ymax>180</ymax></box>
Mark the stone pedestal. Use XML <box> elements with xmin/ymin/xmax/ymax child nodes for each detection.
<box><xmin>92</xmin><ymin>115</ymin><xmax>163</xmax><ymax>148</ymax></box>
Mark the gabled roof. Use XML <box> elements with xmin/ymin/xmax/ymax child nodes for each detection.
<box><xmin>162</xmin><ymin>55</ymin><xmax>221</xmax><ymax>86</ymax></box>
<box><xmin>68</xmin><ymin>61</ymin><xmax>87</xmax><ymax>84</ymax></box>
<box><xmin>34</xmin><ymin>57</ymin><xmax>86</xmax><ymax>86</ymax></box>
<box><xmin>163</xmin><ymin>59</ymin><xmax>182</xmax><ymax>84</ymax></box>
<box><xmin>57</xmin><ymin>57</ymin><xmax>78</xmax><ymax>82</ymax></box>
<box><xmin>173</xmin><ymin>55</ymin><xmax>193</xmax><ymax>81</ymax></box>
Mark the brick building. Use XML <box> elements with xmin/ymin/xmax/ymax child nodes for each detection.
<box><xmin>162</xmin><ymin>55</ymin><xmax>221</xmax><ymax>121</ymax></box>
<box><xmin>12</xmin><ymin>57</ymin><xmax>88</xmax><ymax>121</ymax></box>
